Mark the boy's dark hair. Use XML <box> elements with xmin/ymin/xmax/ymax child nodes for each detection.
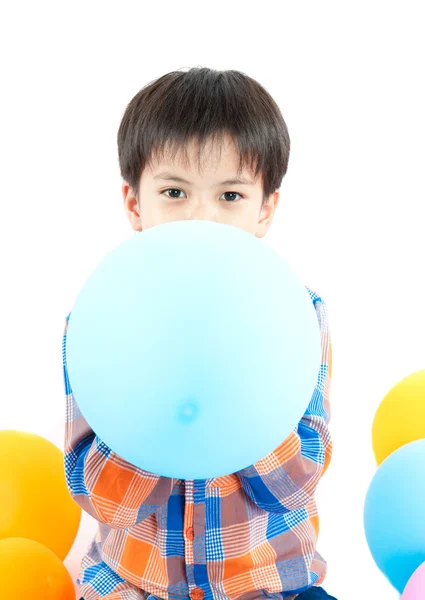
<box><xmin>117</xmin><ymin>67</ymin><xmax>291</xmax><ymax>206</ymax></box>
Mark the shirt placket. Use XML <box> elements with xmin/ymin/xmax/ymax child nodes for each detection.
<box><xmin>184</xmin><ymin>479</ymin><xmax>207</xmax><ymax>600</ymax></box>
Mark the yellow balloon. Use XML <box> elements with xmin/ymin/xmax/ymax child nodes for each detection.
<box><xmin>372</xmin><ymin>369</ymin><xmax>425</xmax><ymax>465</ymax></box>
<box><xmin>0</xmin><ymin>430</ymin><xmax>81</xmax><ymax>560</ymax></box>
<box><xmin>0</xmin><ymin>537</ymin><xmax>75</xmax><ymax>599</ymax></box>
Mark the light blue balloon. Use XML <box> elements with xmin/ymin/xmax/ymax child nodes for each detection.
<box><xmin>364</xmin><ymin>438</ymin><xmax>425</xmax><ymax>593</ymax></box>
<box><xmin>65</xmin><ymin>220</ymin><xmax>322</xmax><ymax>479</ymax></box>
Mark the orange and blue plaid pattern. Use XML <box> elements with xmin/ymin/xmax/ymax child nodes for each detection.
<box><xmin>63</xmin><ymin>287</ymin><xmax>332</xmax><ymax>600</ymax></box>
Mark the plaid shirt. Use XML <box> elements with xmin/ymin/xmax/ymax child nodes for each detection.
<box><xmin>63</xmin><ymin>286</ymin><xmax>332</xmax><ymax>600</ymax></box>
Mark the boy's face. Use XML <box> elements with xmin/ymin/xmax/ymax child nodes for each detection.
<box><xmin>123</xmin><ymin>134</ymin><xmax>280</xmax><ymax>238</ymax></box>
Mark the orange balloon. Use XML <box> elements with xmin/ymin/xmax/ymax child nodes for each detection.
<box><xmin>0</xmin><ymin>537</ymin><xmax>76</xmax><ymax>599</ymax></box>
<box><xmin>310</xmin><ymin>515</ymin><xmax>320</xmax><ymax>539</ymax></box>
<box><xmin>0</xmin><ymin>430</ymin><xmax>81</xmax><ymax>560</ymax></box>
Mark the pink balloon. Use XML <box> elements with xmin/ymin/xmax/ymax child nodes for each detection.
<box><xmin>402</xmin><ymin>561</ymin><xmax>425</xmax><ymax>599</ymax></box>
<box><xmin>44</xmin><ymin>421</ymin><xmax>99</xmax><ymax>596</ymax></box>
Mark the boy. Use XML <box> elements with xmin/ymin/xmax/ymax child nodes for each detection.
<box><xmin>63</xmin><ymin>67</ymin><xmax>336</xmax><ymax>600</ymax></box>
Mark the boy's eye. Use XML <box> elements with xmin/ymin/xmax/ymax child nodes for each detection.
<box><xmin>160</xmin><ymin>188</ymin><xmax>242</xmax><ymax>202</ymax></box>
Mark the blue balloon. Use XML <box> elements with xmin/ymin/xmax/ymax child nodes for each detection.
<box><xmin>65</xmin><ymin>220</ymin><xmax>322</xmax><ymax>479</ymax></box>
<box><xmin>364</xmin><ymin>438</ymin><xmax>425</xmax><ymax>593</ymax></box>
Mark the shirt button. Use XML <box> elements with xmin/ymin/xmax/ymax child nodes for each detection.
<box><xmin>191</xmin><ymin>588</ymin><xmax>204</xmax><ymax>600</ymax></box>
<box><xmin>186</xmin><ymin>526</ymin><xmax>194</xmax><ymax>541</ymax></box>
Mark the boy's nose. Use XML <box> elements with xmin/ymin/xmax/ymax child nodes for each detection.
<box><xmin>187</xmin><ymin>203</ymin><xmax>217</xmax><ymax>222</ymax></box>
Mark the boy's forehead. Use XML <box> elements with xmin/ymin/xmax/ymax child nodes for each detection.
<box><xmin>147</xmin><ymin>142</ymin><xmax>258</xmax><ymax>185</ymax></box>
<box><xmin>150</xmin><ymin>137</ymin><xmax>237</xmax><ymax>170</ymax></box>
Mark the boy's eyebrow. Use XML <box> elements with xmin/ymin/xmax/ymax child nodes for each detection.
<box><xmin>153</xmin><ymin>171</ymin><xmax>254</xmax><ymax>186</ymax></box>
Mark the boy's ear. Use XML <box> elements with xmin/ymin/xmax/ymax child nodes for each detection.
<box><xmin>122</xmin><ymin>183</ymin><xmax>143</xmax><ymax>231</ymax></box>
<box><xmin>255</xmin><ymin>190</ymin><xmax>280</xmax><ymax>238</ymax></box>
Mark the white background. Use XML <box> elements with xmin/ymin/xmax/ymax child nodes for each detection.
<box><xmin>1</xmin><ymin>1</ymin><xmax>424</xmax><ymax>598</ymax></box>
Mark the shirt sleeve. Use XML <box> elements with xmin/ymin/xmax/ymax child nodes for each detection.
<box><xmin>62</xmin><ymin>313</ymin><xmax>174</xmax><ymax>529</ymax></box>
<box><xmin>236</xmin><ymin>292</ymin><xmax>333</xmax><ymax>513</ymax></box>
